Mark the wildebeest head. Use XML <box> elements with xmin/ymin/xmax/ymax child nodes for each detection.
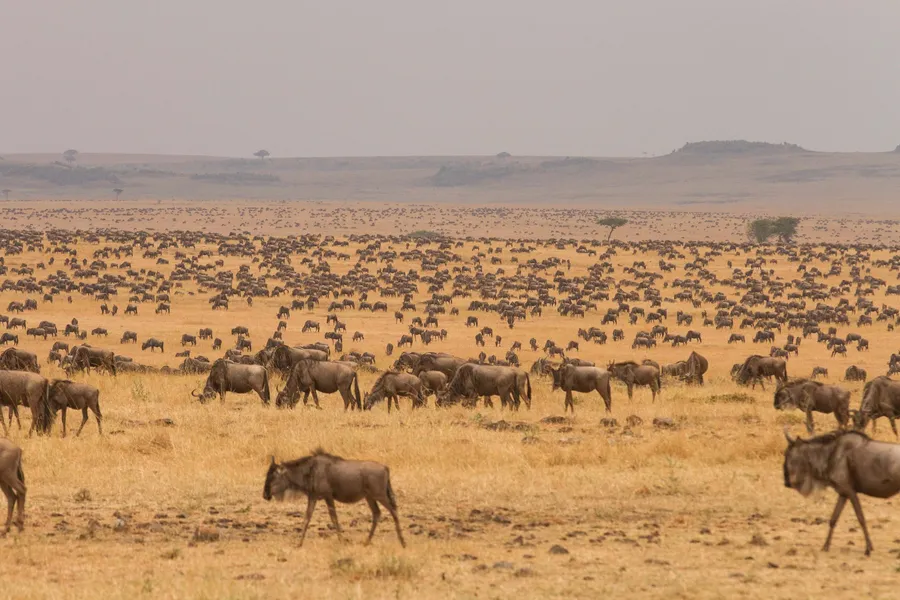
<box><xmin>263</xmin><ymin>456</ymin><xmax>311</xmax><ymax>501</ymax></box>
<box><xmin>773</xmin><ymin>384</ymin><xmax>795</xmax><ymax>410</ymax></box>
<box><xmin>782</xmin><ymin>429</ymin><xmax>826</xmax><ymax>497</ymax></box>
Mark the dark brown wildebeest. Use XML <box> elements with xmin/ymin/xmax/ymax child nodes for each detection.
<box><xmin>199</xmin><ymin>328</ymin><xmax>214</xmax><ymax>340</ymax></box>
<box><xmin>811</xmin><ymin>367</ymin><xmax>828</xmax><ymax>380</ymax></box>
<box><xmin>301</xmin><ymin>320</ymin><xmax>320</xmax><ymax>333</ymax></box>
<box><xmin>437</xmin><ymin>363</ymin><xmax>531</xmax><ymax>410</ymax></box>
<box><xmin>120</xmin><ymin>331</ymin><xmax>138</xmax><ymax>344</ymax></box>
<box><xmin>47</xmin><ymin>380</ymin><xmax>102</xmax><ymax>437</ymax></box>
<box><xmin>853</xmin><ymin>376</ymin><xmax>900</xmax><ymax>436</ymax></box>
<box><xmin>363</xmin><ymin>372</ymin><xmax>424</xmax><ymax>412</ymax></box>
<box><xmin>733</xmin><ymin>355</ymin><xmax>788</xmax><ymax>390</ymax></box>
<box><xmin>70</xmin><ymin>346</ymin><xmax>117</xmax><ymax>376</ymax></box>
<box><xmin>411</xmin><ymin>352</ymin><xmax>468</xmax><ymax>380</ymax></box>
<box><xmin>275</xmin><ymin>359</ymin><xmax>361</xmax><ymax>410</ymax></box>
<box><xmin>181</xmin><ymin>334</ymin><xmax>197</xmax><ymax>346</ymax></box>
<box><xmin>466</xmin><ymin>316</ymin><xmax>478</xmax><ymax>327</ymax></box>
<box><xmin>0</xmin><ymin>370</ymin><xmax>53</xmax><ymax>436</ymax></box>
<box><xmin>0</xmin><ymin>348</ymin><xmax>40</xmax><ymax>373</ymax></box>
<box><xmin>551</xmin><ymin>364</ymin><xmax>612</xmax><ymax>413</ymax></box>
<box><xmin>385</xmin><ymin>343</ymin><xmax>394</xmax><ymax>356</ymax></box>
<box><xmin>607</xmin><ymin>361</ymin><xmax>661</xmax><ymax>402</ymax></box>
<box><xmin>773</xmin><ymin>380</ymin><xmax>850</xmax><ymax>434</ymax></box>
<box><xmin>270</xmin><ymin>345</ymin><xmax>328</xmax><ymax>376</ymax></box>
<box><xmin>0</xmin><ymin>333</ymin><xmax>18</xmax><ymax>346</ymax></box>
<box><xmin>845</xmin><ymin>365</ymin><xmax>867</xmax><ymax>382</ymax></box>
<box><xmin>0</xmin><ymin>438</ymin><xmax>26</xmax><ymax>534</ymax></box>
<box><xmin>142</xmin><ymin>338</ymin><xmax>164</xmax><ymax>352</ymax></box>
<box><xmin>212</xmin><ymin>338</ymin><xmax>222</xmax><ymax>350</ymax></box>
<box><xmin>263</xmin><ymin>450</ymin><xmax>405</xmax><ymax>547</ymax></box>
<box><xmin>783</xmin><ymin>429</ymin><xmax>900</xmax><ymax>555</ymax></box>
<box><xmin>418</xmin><ymin>370</ymin><xmax>448</xmax><ymax>400</ymax></box>
<box><xmin>684</xmin><ymin>351</ymin><xmax>708</xmax><ymax>385</ymax></box>
<box><xmin>728</xmin><ymin>333</ymin><xmax>745</xmax><ymax>344</ymax></box>
<box><xmin>192</xmin><ymin>359</ymin><xmax>271</xmax><ymax>405</ymax></box>
<box><xmin>180</xmin><ymin>357</ymin><xmax>213</xmax><ymax>374</ymax></box>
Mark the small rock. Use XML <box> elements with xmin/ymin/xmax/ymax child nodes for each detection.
<box><xmin>521</xmin><ymin>435</ymin><xmax>541</xmax><ymax>445</ymax></box>
<box><xmin>767</xmin><ymin>562</ymin><xmax>779</xmax><ymax>569</ymax></box>
<box><xmin>549</xmin><ymin>544</ymin><xmax>569</xmax><ymax>555</ymax></box>
<box><xmin>540</xmin><ymin>416</ymin><xmax>568</xmax><ymax>424</ymax></box>
<box><xmin>460</xmin><ymin>554</ymin><xmax>478</xmax><ymax>561</ymax></box>
<box><xmin>193</xmin><ymin>526</ymin><xmax>220</xmax><ymax>542</ymax></box>
<box><xmin>600</xmin><ymin>418</ymin><xmax>618</xmax><ymax>428</ymax></box>
<box><xmin>73</xmin><ymin>489</ymin><xmax>92</xmax><ymax>503</ymax></box>
<box><xmin>236</xmin><ymin>573</ymin><xmax>265</xmax><ymax>581</ymax></box>
<box><xmin>652</xmin><ymin>417</ymin><xmax>677</xmax><ymax>429</ymax></box>
<box><xmin>514</xmin><ymin>568</ymin><xmax>535</xmax><ymax>577</ymax></box>
<box><xmin>700</xmin><ymin>527</ymin><xmax>711</xmax><ymax>535</ymax></box>
<box><xmin>749</xmin><ymin>533</ymin><xmax>768</xmax><ymax>547</ymax></box>
<box><xmin>558</xmin><ymin>437</ymin><xmax>581</xmax><ymax>446</ymax></box>
<box><xmin>625</xmin><ymin>415</ymin><xmax>643</xmax><ymax>427</ymax></box>
<box><xmin>151</xmin><ymin>418</ymin><xmax>176</xmax><ymax>427</ymax></box>
<box><xmin>493</xmin><ymin>561</ymin><xmax>515</xmax><ymax>570</ymax></box>
<box><xmin>113</xmin><ymin>518</ymin><xmax>129</xmax><ymax>533</ymax></box>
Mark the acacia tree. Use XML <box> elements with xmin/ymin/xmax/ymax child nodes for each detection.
<box><xmin>63</xmin><ymin>149</ymin><xmax>79</xmax><ymax>165</ymax></box>
<box><xmin>597</xmin><ymin>216</ymin><xmax>629</xmax><ymax>242</ymax></box>
<box><xmin>747</xmin><ymin>217</ymin><xmax>800</xmax><ymax>243</ymax></box>
<box><xmin>1</xmin><ymin>189</ymin><xmax>10</xmax><ymax>201</ymax></box>
<box><xmin>253</xmin><ymin>149</ymin><xmax>270</xmax><ymax>160</ymax></box>
<box><xmin>113</xmin><ymin>188</ymin><xmax>124</xmax><ymax>200</ymax></box>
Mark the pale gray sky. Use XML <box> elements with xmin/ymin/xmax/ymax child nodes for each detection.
<box><xmin>2</xmin><ymin>0</ymin><xmax>898</xmax><ymax>157</ymax></box>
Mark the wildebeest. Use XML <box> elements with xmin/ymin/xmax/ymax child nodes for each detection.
<box><xmin>733</xmin><ymin>355</ymin><xmax>788</xmax><ymax>390</ymax></box>
<box><xmin>853</xmin><ymin>376</ymin><xmax>900</xmax><ymax>436</ymax></box>
<box><xmin>773</xmin><ymin>380</ymin><xmax>850</xmax><ymax>434</ymax></box>
<box><xmin>363</xmin><ymin>372</ymin><xmax>424</xmax><ymax>412</ymax></box>
<box><xmin>0</xmin><ymin>333</ymin><xmax>18</xmax><ymax>346</ymax></box>
<box><xmin>181</xmin><ymin>334</ymin><xmax>197</xmax><ymax>346</ymax></box>
<box><xmin>302</xmin><ymin>320</ymin><xmax>320</xmax><ymax>333</ymax></box>
<box><xmin>783</xmin><ymin>429</ymin><xmax>900</xmax><ymax>555</ymax></box>
<box><xmin>263</xmin><ymin>450</ymin><xmax>405</xmax><ymax>547</ymax></box>
<box><xmin>418</xmin><ymin>370</ymin><xmax>448</xmax><ymax>400</ymax></box>
<box><xmin>0</xmin><ymin>370</ymin><xmax>53</xmax><ymax>436</ymax></box>
<box><xmin>607</xmin><ymin>361</ymin><xmax>661</xmax><ymax>401</ymax></box>
<box><xmin>0</xmin><ymin>438</ymin><xmax>26</xmax><ymax>534</ymax></box>
<box><xmin>231</xmin><ymin>326</ymin><xmax>249</xmax><ymax>337</ymax></box>
<box><xmin>275</xmin><ymin>359</ymin><xmax>361</xmax><ymax>410</ymax></box>
<box><xmin>845</xmin><ymin>365</ymin><xmax>867</xmax><ymax>382</ymax></box>
<box><xmin>811</xmin><ymin>366</ymin><xmax>828</xmax><ymax>380</ymax></box>
<box><xmin>70</xmin><ymin>346</ymin><xmax>117</xmax><ymax>376</ymax></box>
<box><xmin>192</xmin><ymin>359</ymin><xmax>271</xmax><ymax>405</ymax></box>
<box><xmin>551</xmin><ymin>364</ymin><xmax>612</xmax><ymax>413</ymax></box>
<box><xmin>180</xmin><ymin>357</ymin><xmax>214</xmax><ymax>374</ymax></box>
<box><xmin>437</xmin><ymin>363</ymin><xmax>531</xmax><ymax>410</ymax></box>
<box><xmin>199</xmin><ymin>328</ymin><xmax>214</xmax><ymax>340</ymax></box>
<box><xmin>270</xmin><ymin>345</ymin><xmax>329</xmax><ymax>376</ymax></box>
<box><xmin>120</xmin><ymin>331</ymin><xmax>138</xmax><ymax>344</ymax></box>
<box><xmin>0</xmin><ymin>348</ymin><xmax>40</xmax><ymax>373</ymax></box>
<box><xmin>142</xmin><ymin>338</ymin><xmax>164</xmax><ymax>352</ymax></box>
<box><xmin>46</xmin><ymin>380</ymin><xmax>102</xmax><ymax>437</ymax></box>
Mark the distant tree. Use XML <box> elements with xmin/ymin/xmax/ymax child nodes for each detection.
<box><xmin>253</xmin><ymin>149</ymin><xmax>270</xmax><ymax>160</ymax></box>
<box><xmin>597</xmin><ymin>216</ymin><xmax>629</xmax><ymax>242</ymax></box>
<box><xmin>113</xmin><ymin>188</ymin><xmax>124</xmax><ymax>200</ymax></box>
<box><xmin>747</xmin><ymin>217</ymin><xmax>800</xmax><ymax>243</ymax></box>
<box><xmin>1</xmin><ymin>189</ymin><xmax>10</xmax><ymax>201</ymax></box>
<box><xmin>63</xmin><ymin>149</ymin><xmax>79</xmax><ymax>165</ymax></box>
<box><xmin>496</xmin><ymin>151</ymin><xmax>511</xmax><ymax>158</ymax></box>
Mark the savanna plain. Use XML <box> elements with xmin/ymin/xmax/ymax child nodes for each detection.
<box><xmin>1</xmin><ymin>211</ymin><xmax>899</xmax><ymax>600</ymax></box>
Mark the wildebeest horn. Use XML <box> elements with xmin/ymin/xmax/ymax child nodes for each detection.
<box><xmin>190</xmin><ymin>389</ymin><xmax>201</xmax><ymax>398</ymax></box>
<box><xmin>270</xmin><ymin>455</ymin><xmax>276</xmax><ymax>466</ymax></box>
<box><xmin>783</xmin><ymin>427</ymin><xmax>795</xmax><ymax>444</ymax></box>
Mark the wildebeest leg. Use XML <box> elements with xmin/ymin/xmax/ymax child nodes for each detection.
<box><xmin>298</xmin><ymin>496</ymin><xmax>317</xmax><ymax>546</ymax></box>
<box><xmin>626</xmin><ymin>383</ymin><xmax>633</xmax><ymax>400</ymax></box>
<box><xmin>483</xmin><ymin>396</ymin><xmax>494</xmax><ymax>409</ymax></box>
<box><xmin>848</xmin><ymin>492</ymin><xmax>874</xmax><ymax>555</ymax></box>
<box><xmin>325</xmin><ymin>498</ymin><xmax>343</xmax><ymax>539</ymax></box>
<box><xmin>565</xmin><ymin>390</ymin><xmax>574</xmax><ymax>413</ymax></box>
<box><xmin>60</xmin><ymin>406</ymin><xmax>68</xmax><ymax>438</ymax></box>
<box><xmin>805</xmin><ymin>409</ymin><xmax>815</xmax><ymax>435</ymax></box>
<box><xmin>311</xmin><ymin>389</ymin><xmax>322</xmax><ymax>409</ymax></box>
<box><xmin>822</xmin><ymin>495</ymin><xmax>846</xmax><ymax>551</ymax></box>
<box><xmin>93</xmin><ymin>405</ymin><xmax>103</xmax><ymax>435</ymax></box>
<box><xmin>365</xmin><ymin>497</ymin><xmax>381</xmax><ymax>545</ymax></box>
<box><xmin>890</xmin><ymin>417</ymin><xmax>898</xmax><ymax>439</ymax></box>
<box><xmin>6</xmin><ymin>404</ymin><xmax>21</xmax><ymax>430</ymax></box>
<box><xmin>75</xmin><ymin>407</ymin><xmax>91</xmax><ymax>437</ymax></box>
<box><xmin>1</xmin><ymin>484</ymin><xmax>14</xmax><ymax>533</ymax></box>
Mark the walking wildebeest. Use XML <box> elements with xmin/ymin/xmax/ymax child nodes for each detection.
<box><xmin>773</xmin><ymin>380</ymin><xmax>850</xmax><ymax>434</ymax></box>
<box><xmin>607</xmin><ymin>361</ymin><xmax>661</xmax><ymax>402</ymax></box>
<box><xmin>0</xmin><ymin>438</ymin><xmax>26</xmax><ymax>534</ymax></box>
<box><xmin>783</xmin><ymin>429</ymin><xmax>900</xmax><ymax>555</ymax></box>
<box><xmin>551</xmin><ymin>364</ymin><xmax>612</xmax><ymax>413</ymax></box>
<box><xmin>192</xmin><ymin>359</ymin><xmax>271</xmax><ymax>405</ymax></box>
<box><xmin>733</xmin><ymin>355</ymin><xmax>788</xmax><ymax>390</ymax></box>
<box><xmin>46</xmin><ymin>380</ymin><xmax>102</xmax><ymax>437</ymax></box>
<box><xmin>0</xmin><ymin>370</ymin><xmax>53</xmax><ymax>437</ymax></box>
<box><xmin>418</xmin><ymin>370</ymin><xmax>448</xmax><ymax>400</ymax></box>
<box><xmin>275</xmin><ymin>359</ymin><xmax>361</xmax><ymax>410</ymax></box>
<box><xmin>263</xmin><ymin>450</ymin><xmax>405</xmax><ymax>547</ymax></box>
<box><xmin>852</xmin><ymin>376</ymin><xmax>900</xmax><ymax>436</ymax></box>
<box><xmin>363</xmin><ymin>372</ymin><xmax>424</xmax><ymax>412</ymax></box>
<box><xmin>0</xmin><ymin>348</ymin><xmax>40</xmax><ymax>373</ymax></box>
<box><xmin>142</xmin><ymin>338</ymin><xmax>165</xmax><ymax>352</ymax></box>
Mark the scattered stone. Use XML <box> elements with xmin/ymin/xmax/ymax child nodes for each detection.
<box><xmin>652</xmin><ymin>417</ymin><xmax>677</xmax><ymax>429</ymax></box>
<box><xmin>460</xmin><ymin>554</ymin><xmax>478</xmax><ymax>561</ymax></box>
<box><xmin>493</xmin><ymin>561</ymin><xmax>515</xmax><ymax>570</ymax></box>
<box><xmin>236</xmin><ymin>573</ymin><xmax>265</xmax><ymax>581</ymax></box>
<box><xmin>558</xmin><ymin>437</ymin><xmax>581</xmax><ymax>445</ymax></box>
<box><xmin>73</xmin><ymin>489</ymin><xmax>92</xmax><ymax>503</ymax></box>
<box><xmin>540</xmin><ymin>416</ymin><xmax>568</xmax><ymax>424</ymax></box>
<box><xmin>549</xmin><ymin>544</ymin><xmax>569</xmax><ymax>555</ymax></box>
<box><xmin>514</xmin><ymin>567</ymin><xmax>535</xmax><ymax>577</ymax></box>
<box><xmin>521</xmin><ymin>435</ymin><xmax>541</xmax><ymax>445</ymax></box>
<box><xmin>151</xmin><ymin>418</ymin><xmax>176</xmax><ymax>427</ymax></box>
<box><xmin>749</xmin><ymin>533</ymin><xmax>768</xmax><ymax>547</ymax></box>
<box><xmin>645</xmin><ymin>558</ymin><xmax>670</xmax><ymax>566</ymax></box>
<box><xmin>113</xmin><ymin>518</ymin><xmax>129</xmax><ymax>533</ymax></box>
<box><xmin>625</xmin><ymin>415</ymin><xmax>643</xmax><ymax>427</ymax></box>
<box><xmin>700</xmin><ymin>528</ymin><xmax>711</xmax><ymax>535</ymax></box>
<box><xmin>600</xmin><ymin>418</ymin><xmax>618</xmax><ymax>428</ymax></box>
<box><xmin>767</xmin><ymin>562</ymin><xmax>779</xmax><ymax>569</ymax></box>
<box><xmin>193</xmin><ymin>526</ymin><xmax>220</xmax><ymax>542</ymax></box>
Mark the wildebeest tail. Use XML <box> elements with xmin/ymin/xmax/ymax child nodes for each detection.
<box><xmin>35</xmin><ymin>380</ymin><xmax>55</xmax><ymax>435</ymax></box>
<box><xmin>262</xmin><ymin>370</ymin><xmax>271</xmax><ymax>405</ymax></box>
<box><xmin>353</xmin><ymin>372</ymin><xmax>362</xmax><ymax>410</ymax></box>
<box><xmin>385</xmin><ymin>471</ymin><xmax>398</xmax><ymax>511</ymax></box>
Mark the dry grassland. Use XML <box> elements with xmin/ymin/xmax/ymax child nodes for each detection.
<box><xmin>1</xmin><ymin>230</ymin><xmax>899</xmax><ymax>599</ymax></box>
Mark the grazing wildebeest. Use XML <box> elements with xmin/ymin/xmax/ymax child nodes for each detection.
<box><xmin>551</xmin><ymin>364</ymin><xmax>612</xmax><ymax>413</ymax></box>
<box><xmin>728</xmin><ymin>333</ymin><xmax>745</xmax><ymax>344</ymax></box>
<box><xmin>437</xmin><ymin>363</ymin><xmax>531</xmax><ymax>410</ymax></box>
<box><xmin>120</xmin><ymin>331</ymin><xmax>138</xmax><ymax>344</ymax></box>
<box><xmin>0</xmin><ymin>438</ymin><xmax>26</xmax><ymax>534</ymax></box>
<box><xmin>385</xmin><ymin>343</ymin><xmax>394</xmax><ymax>356</ymax></box>
<box><xmin>270</xmin><ymin>345</ymin><xmax>329</xmax><ymax>376</ymax></box>
<box><xmin>811</xmin><ymin>367</ymin><xmax>828</xmax><ymax>380</ymax></box>
<box><xmin>845</xmin><ymin>365</ymin><xmax>867</xmax><ymax>382</ymax></box>
<box><xmin>46</xmin><ymin>380</ymin><xmax>102</xmax><ymax>437</ymax></box>
<box><xmin>181</xmin><ymin>334</ymin><xmax>197</xmax><ymax>346</ymax></box>
<box><xmin>212</xmin><ymin>338</ymin><xmax>222</xmax><ymax>350</ymax></box>
<box><xmin>199</xmin><ymin>328</ymin><xmax>214</xmax><ymax>340</ymax></box>
<box><xmin>263</xmin><ymin>450</ymin><xmax>405</xmax><ymax>547</ymax></box>
<box><xmin>180</xmin><ymin>357</ymin><xmax>214</xmax><ymax>374</ymax></box>
<box><xmin>466</xmin><ymin>316</ymin><xmax>478</xmax><ymax>327</ymax></box>
<box><xmin>0</xmin><ymin>370</ymin><xmax>53</xmax><ymax>436</ymax></box>
<box><xmin>192</xmin><ymin>359</ymin><xmax>271</xmax><ymax>405</ymax></box>
<box><xmin>124</xmin><ymin>304</ymin><xmax>138</xmax><ymax>315</ymax></box>
<box><xmin>773</xmin><ymin>380</ymin><xmax>850</xmax><ymax>434</ymax></box>
<box><xmin>733</xmin><ymin>355</ymin><xmax>788</xmax><ymax>390</ymax></box>
<box><xmin>363</xmin><ymin>372</ymin><xmax>424</xmax><ymax>412</ymax></box>
<box><xmin>142</xmin><ymin>338</ymin><xmax>164</xmax><ymax>352</ymax></box>
<box><xmin>70</xmin><ymin>346</ymin><xmax>117</xmax><ymax>376</ymax></box>
<box><xmin>607</xmin><ymin>361</ymin><xmax>661</xmax><ymax>402</ymax></box>
<box><xmin>275</xmin><ymin>359</ymin><xmax>361</xmax><ymax>410</ymax></box>
<box><xmin>418</xmin><ymin>370</ymin><xmax>448</xmax><ymax>400</ymax></box>
<box><xmin>783</xmin><ymin>429</ymin><xmax>900</xmax><ymax>555</ymax></box>
<box><xmin>231</xmin><ymin>326</ymin><xmax>249</xmax><ymax>337</ymax></box>
<box><xmin>302</xmin><ymin>320</ymin><xmax>320</xmax><ymax>333</ymax></box>
<box><xmin>0</xmin><ymin>348</ymin><xmax>40</xmax><ymax>373</ymax></box>
<box><xmin>0</xmin><ymin>333</ymin><xmax>18</xmax><ymax>346</ymax></box>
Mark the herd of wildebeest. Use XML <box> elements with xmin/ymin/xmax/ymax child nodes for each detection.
<box><xmin>2</xmin><ymin>228</ymin><xmax>900</xmax><ymax>554</ymax></box>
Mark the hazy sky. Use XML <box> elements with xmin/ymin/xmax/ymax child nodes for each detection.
<box><xmin>2</xmin><ymin>0</ymin><xmax>898</xmax><ymax>157</ymax></box>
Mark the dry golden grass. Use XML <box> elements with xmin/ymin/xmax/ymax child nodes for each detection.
<box><xmin>2</xmin><ymin>230</ymin><xmax>900</xmax><ymax>599</ymax></box>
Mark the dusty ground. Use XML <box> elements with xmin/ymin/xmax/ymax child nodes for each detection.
<box><xmin>1</xmin><ymin>225</ymin><xmax>900</xmax><ymax>599</ymax></box>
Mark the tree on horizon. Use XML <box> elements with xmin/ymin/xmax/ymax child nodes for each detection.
<box><xmin>597</xmin><ymin>216</ymin><xmax>629</xmax><ymax>242</ymax></box>
<box><xmin>253</xmin><ymin>149</ymin><xmax>270</xmax><ymax>160</ymax></box>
